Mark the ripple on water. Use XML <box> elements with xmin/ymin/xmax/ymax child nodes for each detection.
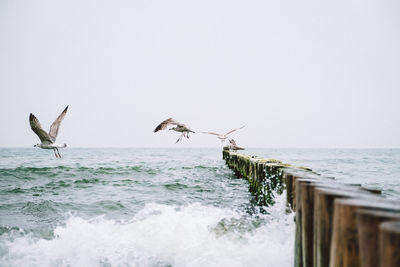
<box><xmin>73</xmin><ymin>178</ymin><xmax>100</xmax><ymax>185</ymax></box>
<box><xmin>4</xmin><ymin>188</ymin><xmax>26</xmax><ymax>194</ymax></box>
<box><xmin>21</xmin><ymin>200</ymin><xmax>61</xmax><ymax>216</ymax></box>
<box><xmin>163</xmin><ymin>183</ymin><xmax>189</xmax><ymax>190</ymax></box>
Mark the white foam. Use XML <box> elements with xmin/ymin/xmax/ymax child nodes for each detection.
<box><xmin>1</xmin><ymin>194</ymin><xmax>294</xmax><ymax>267</ymax></box>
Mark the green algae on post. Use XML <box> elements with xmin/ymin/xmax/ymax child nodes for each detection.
<box><xmin>222</xmin><ymin>147</ymin><xmax>313</xmax><ymax>206</ymax></box>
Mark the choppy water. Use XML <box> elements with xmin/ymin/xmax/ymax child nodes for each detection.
<box><xmin>0</xmin><ymin>148</ymin><xmax>399</xmax><ymax>266</ymax></box>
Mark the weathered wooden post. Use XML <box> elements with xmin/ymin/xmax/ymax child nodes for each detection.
<box><xmin>291</xmin><ymin>172</ymin><xmax>327</xmax><ymax>267</ymax></box>
<box><xmin>256</xmin><ymin>161</ymin><xmax>265</xmax><ymax>182</ymax></box>
<box><xmin>356</xmin><ymin>209</ymin><xmax>400</xmax><ymax>267</ymax></box>
<box><xmin>283</xmin><ymin>169</ymin><xmax>310</xmax><ymax>209</ymax></box>
<box><xmin>298</xmin><ymin>178</ymin><xmax>319</xmax><ymax>267</ymax></box>
<box><xmin>294</xmin><ymin>176</ymin><xmax>324</xmax><ymax>267</ymax></box>
<box><xmin>294</xmin><ymin>177</ymin><xmax>305</xmax><ymax>267</ymax></box>
<box><xmin>313</xmin><ymin>188</ymin><xmax>369</xmax><ymax>267</ymax></box>
<box><xmin>292</xmin><ymin>174</ymin><xmax>303</xmax><ymax>210</ymax></box>
<box><xmin>283</xmin><ymin>172</ymin><xmax>294</xmax><ymax>208</ymax></box>
<box><xmin>329</xmin><ymin>198</ymin><xmax>400</xmax><ymax>267</ymax></box>
<box><xmin>379</xmin><ymin>221</ymin><xmax>400</xmax><ymax>267</ymax></box>
<box><xmin>298</xmin><ymin>179</ymin><xmax>343</xmax><ymax>267</ymax></box>
<box><xmin>294</xmin><ymin>179</ymin><xmax>364</xmax><ymax>267</ymax></box>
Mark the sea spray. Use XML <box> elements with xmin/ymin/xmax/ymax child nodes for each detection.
<box><xmin>1</xmin><ymin>194</ymin><xmax>294</xmax><ymax>267</ymax></box>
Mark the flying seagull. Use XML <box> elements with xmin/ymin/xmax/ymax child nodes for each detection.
<box><xmin>29</xmin><ymin>106</ymin><xmax>69</xmax><ymax>158</ymax></box>
<box><xmin>154</xmin><ymin>118</ymin><xmax>195</xmax><ymax>143</ymax></box>
<box><xmin>201</xmin><ymin>125</ymin><xmax>245</xmax><ymax>142</ymax></box>
<box><xmin>228</xmin><ymin>139</ymin><xmax>244</xmax><ymax>151</ymax></box>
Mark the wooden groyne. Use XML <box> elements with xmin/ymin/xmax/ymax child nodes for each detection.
<box><xmin>222</xmin><ymin>147</ymin><xmax>400</xmax><ymax>267</ymax></box>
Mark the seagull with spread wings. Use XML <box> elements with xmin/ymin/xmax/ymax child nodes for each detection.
<box><xmin>29</xmin><ymin>106</ymin><xmax>69</xmax><ymax>158</ymax></box>
<box><xmin>201</xmin><ymin>125</ymin><xmax>245</xmax><ymax>142</ymax></box>
<box><xmin>153</xmin><ymin>118</ymin><xmax>195</xmax><ymax>143</ymax></box>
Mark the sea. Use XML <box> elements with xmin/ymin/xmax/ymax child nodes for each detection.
<box><xmin>0</xmin><ymin>148</ymin><xmax>399</xmax><ymax>267</ymax></box>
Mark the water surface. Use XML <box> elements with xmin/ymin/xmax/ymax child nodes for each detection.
<box><xmin>0</xmin><ymin>148</ymin><xmax>399</xmax><ymax>266</ymax></box>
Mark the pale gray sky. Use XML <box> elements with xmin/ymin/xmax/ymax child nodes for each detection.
<box><xmin>0</xmin><ymin>0</ymin><xmax>399</xmax><ymax>148</ymax></box>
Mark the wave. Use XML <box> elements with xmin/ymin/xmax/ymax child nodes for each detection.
<box><xmin>4</xmin><ymin>188</ymin><xmax>26</xmax><ymax>194</ymax></box>
<box><xmin>163</xmin><ymin>182</ymin><xmax>189</xmax><ymax>190</ymax></box>
<box><xmin>93</xmin><ymin>200</ymin><xmax>126</xmax><ymax>211</ymax></box>
<box><xmin>0</xmin><ymin>195</ymin><xmax>294</xmax><ymax>267</ymax></box>
<box><xmin>0</xmin><ymin>165</ymin><xmax>161</xmax><ymax>180</ymax></box>
<box><xmin>181</xmin><ymin>165</ymin><xmax>220</xmax><ymax>171</ymax></box>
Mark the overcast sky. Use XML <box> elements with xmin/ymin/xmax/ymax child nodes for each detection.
<box><xmin>0</xmin><ymin>0</ymin><xmax>399</xmax><ymax>148</ymax></box>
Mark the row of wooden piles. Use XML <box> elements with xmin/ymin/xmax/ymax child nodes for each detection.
<box><xmin>222</xmin><ymin>147</ymin><xmax>400</xmax><ymax>267</ymax></box>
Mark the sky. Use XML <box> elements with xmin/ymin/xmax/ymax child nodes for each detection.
<box><xmin>0</xmin><ymin>0</ymin><xmax>399</xmax><ymax>148</ymax></box>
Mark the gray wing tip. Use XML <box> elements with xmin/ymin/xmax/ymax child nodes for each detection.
<box><xmin>154</xmin><ymin>123</ymin><xmax>164</xmax><ymax>133</ymax></box>
<box><xmin>29</xmin><ymin>113</ymin><xmax>36</xmax><ymax>122</ymax></box>
<box><xmin>154</xmin><ymin>117</ymin><xmax>175</xmax><ymax>132</ymax></box>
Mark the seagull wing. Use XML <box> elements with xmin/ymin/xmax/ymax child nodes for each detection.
<box><xmin>154</xmin><ymin>118</ymin><xmax>180</xmax><ymax>132</ymax></box>
<box><xmin>200</xmin><ymin>131</ymin><xmax>222</xmax><ymax>136</ymax></box>
<box><xmin>29</xmin><ymin>113</ymin><xmax>52</xmax><ymax>143</ymax></box>
<box><xmin>224</xmin><ymin>125</ymin><xmax>245</xmax><ymax>136</ymax></box>
<box><xmin>49</xmin><ymin>106</ymin><xmax>69</xmax><ymax>142</ymax></box>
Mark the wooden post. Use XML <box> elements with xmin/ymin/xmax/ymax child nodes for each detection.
<box><xmin>294</xmin><ymin>177</ymin><xmax>326</xmax><ymax>267</ymax></box>
<box><xmin>282</xmin><ymin>169</ymin><xmax>319</xmax><ymax>210</ymax></box>
<box><xmin>299</xmin><ymin>179</ymin><xmax>349</xmax><ymax>267</ymax></box>
<box><xmin>294</xmin><ymin>177</ymin><xmax>307</xmax><ymax>267</ymax></box>
<box><xmin>313</xmin><ymin>188</ymin><xmax>368</xmax><ymax>267</ymax></box>
<box><xmin>356</xmin><ymin>209</ymin><xmax>400</xmax><ymax>267</ymax></box>
<box><xmin>291</xmin><ymin>174</ymin><xmax>336</xmax><ymax>267</ymax></box>
<box><xmin>257</xmin><ymin>161</ymin><xmax>265</xmax><ymax>182</ymax></box>
<box><xmin>283</xmin><ymin>172</ymin><xmax>294</xmax><ymax>208</ymax></box>
<box><xmin>283</xmin><ymin>170</ymin><xmax>304</xmax><ymax>210</ymax></box>
<box><xmin>299</xmin><ymin>178</ymin><xmax>318</xmax><ymax>267</ymax></box>
<box><xmin>330</xmin><ymin>198</ymin><xmax>400</xmax><ymax>267</ymax></box>
<box><xmin>298</xmin><ymin>182</ymin><xmax>368</xmax><ymax>267</ymax></box>
<box><xmin>291</xmin><ymin>172</ymin><xmax>322</xmax><ymax>209</ymax></box>
<box><xmin>379</xmin><ymin>221</ymin><xmax>400</xmax><ymax>267</ymax></box>
<box><xmin>292</xmin><ymin>175</ymin><xmax>302</xmax><ymax>210</ymax></box>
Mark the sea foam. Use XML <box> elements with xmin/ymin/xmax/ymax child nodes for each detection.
<box><xmin>1</xmin><ymin>194</ymin><xmax>294</xmax><ymax>267</ymax></box>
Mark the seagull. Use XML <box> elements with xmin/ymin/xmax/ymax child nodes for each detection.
<box><xmin>201</xmin><ymin>125</ymin><xmax>245</xmax><ymax>142</ymax></box>
<box><xmin>228</xmin><ymin>139</ymin><xmax>244</xmax><ymax>150</ymax></box>
<box><xmin>154</xmin><ymin>118</ymin><xmax>195</xmax><ymax>143</ymax></box>
<box><xmin>29</xmin><ymin>106</ymin><xmax>69</xmax><ymax>158</ymax></box>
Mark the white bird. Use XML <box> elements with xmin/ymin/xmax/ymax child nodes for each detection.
<box><xmin>228</xmin><ymin>139</ymin><xmax>244</xmax><ymax>150</ymax></box>
<box><xmin>201</xmin><ymin>125</ymin><xmax>245</xmax><ymax>142</ymax></box>
<box><xmin>154</xmin><ymin>118</ymin><xmax>195</xmax><ymax>143</ymax></box>
<box><xmin>29</xmin><ymin>106</ymin><xmax>69</xmax><ymax>158</ymax></box>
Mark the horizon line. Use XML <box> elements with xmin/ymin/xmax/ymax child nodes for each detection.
<box><xmin>0</xmin><ymin>146</ymin><xmax>399</xmax><ymax>149</ymax></box>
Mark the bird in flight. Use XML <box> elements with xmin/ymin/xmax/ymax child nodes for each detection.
<box><xmin>201</xmin><ymin>125</ymin><xmax>245</xmax><ymax>142</ymax></box>
<box><xmin>228</xmin><ymin>139</ymin><xmax>244</xmax><ymax>150</ymax></box>
<box><xmin>29</xmin><ymin>106</ymin><xmax>69</xmax><ymax>158</ymax></box>
<box><xmin>154</xmin><ymin>118</ymin><xmax>195</xmax><ymax>143</ymax></box>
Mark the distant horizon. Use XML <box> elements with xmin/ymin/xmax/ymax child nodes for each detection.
<box><xmin>1</xmin><ymin>146</ymin><xmax>399</xmax><ymax>149</ymax></box>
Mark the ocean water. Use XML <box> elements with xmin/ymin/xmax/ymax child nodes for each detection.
<box><xmin>0</xmin><ymin>148</ymin><xmax>399</xmax><ymax>267</ymax></box>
